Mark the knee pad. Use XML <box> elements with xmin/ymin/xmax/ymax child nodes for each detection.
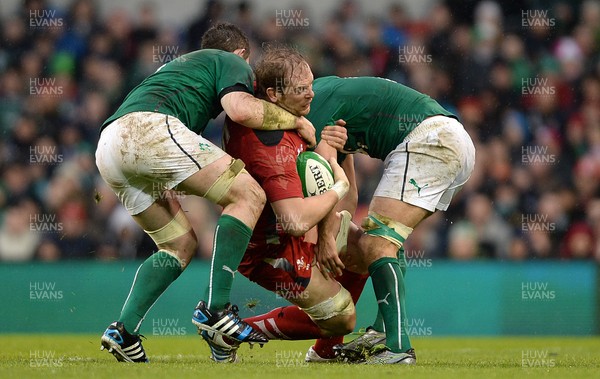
<box><xmin>145</xmin><ymin>209</ymin><xmax>192</xmax><ymax>247</ymax></box>
<box><xmin>301</xmin><ymin>286</ymin><xmax>355</xmax><ymax>321</ymax></box>
<box><xmin>361</xmin><ymin>211</ymin><xmax>413</xmax><ymax>249</ymax></box>
<box><xmin>204</xmin><ymin>158</ymin><xmax>245</xmax><ymax>203</ymax></box>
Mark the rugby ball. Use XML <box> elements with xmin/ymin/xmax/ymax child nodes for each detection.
<box><xmin>296</xmin><ymin>151</ymin><xmax>335</xmax><ymax>197</ymax></box>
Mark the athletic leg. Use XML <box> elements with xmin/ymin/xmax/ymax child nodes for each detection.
<box><xmin>245</xmin><ymin>256</ymin><xmax>355</xmax><ymax>339</ymax></box>
<box><xmin>360</xmin><ymin>197</ymin><xmax>430</xmax><ymax>353</ymax></box>
<box><xmin>178</xmin><ymin>161</ymin><xmax>265</xmax><ymax>310</ymax></box>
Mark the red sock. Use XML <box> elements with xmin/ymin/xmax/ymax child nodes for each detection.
<box><xmin>244</xmin><ymin>306</ymin><xmax>324</xmax><ymax>340</ymax></box>
<box><xmin>313</xmin><ymin>269</ymin><xmax>369</xmax><ymax>358</ymax></box>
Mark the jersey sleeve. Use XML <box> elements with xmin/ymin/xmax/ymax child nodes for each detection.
<box><xmin>215</xmin><ymin>53</ymin><xmax>254</xmax><ymax>97</ymax></box>
<box><xmin>252</xmin><ymin>133</ymin><xmax>305</xmax><ymax>203</ymax></box>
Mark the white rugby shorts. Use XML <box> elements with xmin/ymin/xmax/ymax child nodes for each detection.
<box><xmin>373</xmin><ymin>115</ymin><xmax>475</xmax><ymax>212</ymax></box>
<box><xmin>95</xmin><ymin>111</ymin><xmax>225</xmax><ymax>215</ymax></box>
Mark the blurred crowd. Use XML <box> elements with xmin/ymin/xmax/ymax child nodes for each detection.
<box><xmin>1</xmin><ymin>0</ymin><xmax>599</xmax><ymax>262</ymax></box>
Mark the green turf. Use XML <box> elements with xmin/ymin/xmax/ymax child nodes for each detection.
<box><xmin>0</xmin><ymin>335</ymin><xmax>599</xmax><ymax>379</ymax></box>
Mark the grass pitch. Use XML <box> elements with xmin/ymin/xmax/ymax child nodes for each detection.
<box><xmin>0</xmin><ymin>335</ymin><xmax>599</xmax><ymax>379</ymax></box>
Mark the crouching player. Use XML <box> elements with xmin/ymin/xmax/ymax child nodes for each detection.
<box><xmin>198</xmin><ymin>47</ymin><xmax>369</xmax><ymax>363</ymax></box>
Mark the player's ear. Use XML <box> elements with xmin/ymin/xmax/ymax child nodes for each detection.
<box><xmin>233</xmin><ymin>49</ymin><xmax>250</xmax><ymax>63</ymax></box>
<box><xmin>265</xmin><ymin>87</ymin><xmax>279</xmax><ymax>103</ymax></box>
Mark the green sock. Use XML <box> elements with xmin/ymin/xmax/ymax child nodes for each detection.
<box><xmin>372</xmin><ymin>248</ymin><xmax>406</xmax><ymax>332</ymax></box>
<box><xmin>204</xmin><ymin>214</ymin><xmax>252</xmax><ymax>310</ymax></box>
<box><xmin>369</xmin><ymin>256</ymin><xmax>412</xmax><ymax>353</ymax></box>
<box><xmin>119</xmin><ymin>250</ymin><xmax>183</xmax><ymax>334</ymax></box>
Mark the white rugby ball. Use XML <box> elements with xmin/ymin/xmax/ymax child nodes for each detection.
<box><xmin>296</xmin><ymin>151</ymin><xmax>335</xmax><ymax>197</ymax></box>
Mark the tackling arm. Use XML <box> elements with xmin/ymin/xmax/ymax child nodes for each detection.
<box><xmin>335</xmin><ymin>155</ymin><xmax>357</xmax><ymax>215</ymax></box>
<box><xmin>313</xmin><ymin>132</ymin><xmax>352</xmax><ymax>277</ymax></box>
<box><xmin>221</xmin><ymin>92</ymin><xmax>316</xmax><ymax>147</ymax></box>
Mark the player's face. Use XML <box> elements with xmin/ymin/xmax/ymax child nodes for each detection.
<box><xmin>276</xmin><ymin>62</ymin><xmax>314</xmax><ymax>117</ymax></box>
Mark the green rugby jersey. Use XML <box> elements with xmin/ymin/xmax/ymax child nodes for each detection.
<box><xmin>307</xmin><ymin>76</ymin><xmax>456</xmax><ymax>160</ymax></box>
<box><xmin>102</xmin><ymin>49</ymin><xmax>254</xmax><ymax>134</ymax></box>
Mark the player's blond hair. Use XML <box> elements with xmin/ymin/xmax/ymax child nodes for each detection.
<box><xmin>254</xmin><ymin>45</ymin><xmax>308</xmax><ymax>98</ymax></box>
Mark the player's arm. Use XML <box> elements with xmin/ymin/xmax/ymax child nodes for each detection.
<box><xmin>336</xmin><ymin>155</ymin><xmax>358</xmax><ymax>215</ymax></box>
<box><xmin>270</xmin><ymin>157</ymin><xmax>348</xmax><ymax>237</ymax></box>
<box><xmin>221</xmin><ymin>91</ymin><xmax>316</xmax><ymax>147</ymax></box>
<box><xmin>313</xmin><ymin>120</ymin><xmax>356</xmax><ymax>214</ymax></box>
<box><xmin>271</xmin><ymin>193</ymin><xmax>338</xmax><ymax>237</ymax></box>
<box><xmin>315</xmin><ymin>120</ymin><xmax>358</xmax><ymax>277</ymax></box>
<box><xmin>319</xmin><ymin>119</ymin><xmax>348</xmax><ymax>152</ymax></box>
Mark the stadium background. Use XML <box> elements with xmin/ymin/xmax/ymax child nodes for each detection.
<box><xmin>0</xmin><ymin>0</ymin><xmax>599</xmax><ymax>335</ymax></box>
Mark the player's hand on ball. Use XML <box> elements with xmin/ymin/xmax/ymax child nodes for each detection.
<box><xmin>296</xmin><ymin>116</ymin><xmax>316</xmax><ymax>148</ymax></box>
<box><xmin>321</xmin><ymin>120</ymin><xmax>347</xmax><ymax>151</ymax></box>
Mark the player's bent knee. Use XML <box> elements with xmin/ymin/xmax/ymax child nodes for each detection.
<box><xmin>361</xmin><ymin>211</ymin><xmax>413</xmax><ymax>249</ymax></box>
<box><xmin>218</xmin><ymin>168</ymin><xmax>266</xmax><ymax>210</ymax></box>
<box><xmin>157</xmin><ymin>233</ymin><xmax>198</xmax><ymax>269</ymax></box>
<box><xmin>230</xmin><ymin>172</ymin><xmax>266</xmax><ymax>212</ymax></box>
<box><xmin>145</xmin><ymin>209</ymin><xmax>196</xmax><ymax>269</ymax></box>
<box><xmin>319</xmin><ymin>312</ymin><xmax>356</xmax><ymax>336</ymax></box>
<box><xmin>336</xmin><ymin>313</ymin><xmax>356</xmax><ymax>335</ymax></box>
<box><xmin>301</xmin><ymin>286</ymin><xmax>355</xmax><ymax>323</ymax></box>
<box><xmin>242</xmin><ymin>173</ymin><xmax>266</xmax><ymax>206</ymax></box>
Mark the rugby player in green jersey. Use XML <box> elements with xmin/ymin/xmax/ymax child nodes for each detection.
<box><xmin>95</xmin><ymin>23</ymin><xmax>320</xmax><ymax>363</ymax></box>
<box><xmin>306</xmin><ymin>76</ymin><xmax>476</xmax><ymax>364</ymax></box>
